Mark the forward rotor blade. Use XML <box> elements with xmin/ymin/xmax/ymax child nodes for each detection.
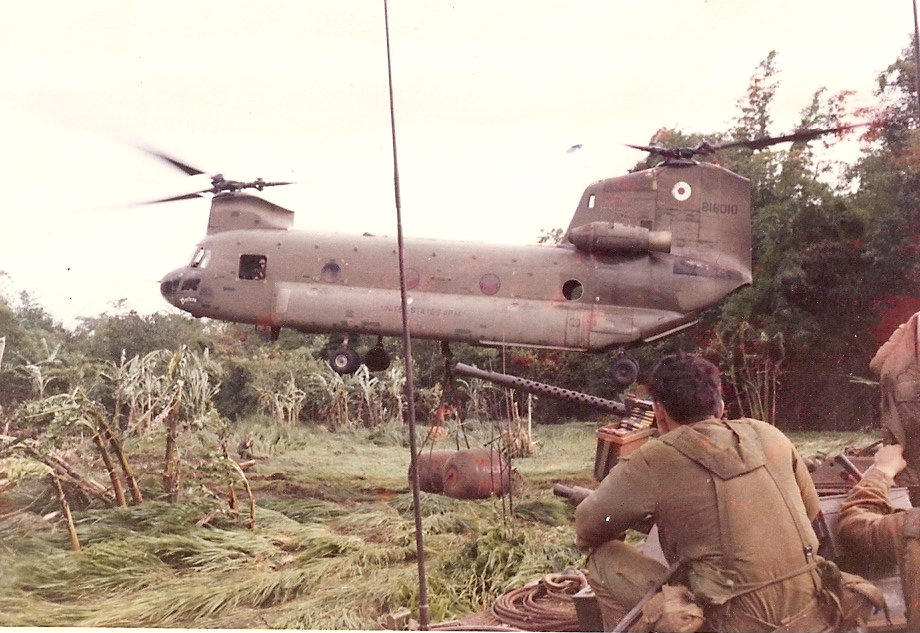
<box><xmin>139</xmin><ymin>190</ymin><xmax>209</xmax><ymax>205</ymax></box>
<box><xmin>136</xmin><ymin>145</ymin><xmax>208</xmax><ymax>177</ymax></box>
<box><xmin>709</xmin><ymin>122</ymin><xmax>868</xmax><ymax>153</ymax></box>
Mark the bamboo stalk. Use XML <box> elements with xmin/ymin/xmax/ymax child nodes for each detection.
<box><xmin>219</xmin><ymin>440</ymin><xmax>240</xmax><ymax>513</ymax></box>
<box><xmin>163</xmin><ymin>410</ymin><xmax>179</xmax><ymax>503</ymax></box>
<box><xmin>106</xmin><ymin>427</ymin><xmax>143</xmax><ymax>505</ymax></box>
<box><xmin>227</xmin><ymin>459</ymin><xmax>255</xmax><ymax>529</ymax></box>
<box><xmin>40</xmin><ymin>451</ymin><xmax>114</xmax><ymax>505</ymax></box>
<box><xmin>94</xmin><ymin>412</ymin><xmax>143</xmax><ymax>505</ymax></box>
<box><xmin>49</xmin><ymin>472</ymin><xmax>81</xmax><ymax>552</ymax></box>
<box><xmin>93</xmin><ymin>433</ymin><xmax>126</xmax><ymax>507</ymax></box>
<box><xmin>228</xmin><ymin>484</ymin><xmax>239</xmax><ymax>512</ymax></box>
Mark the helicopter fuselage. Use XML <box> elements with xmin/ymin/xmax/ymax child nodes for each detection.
<box><xmin>160</xmin><ymin>225</ymin><xmax>748</xmax><ymax>352</ymax></box>
<box><xmin>160</xmin><ymin>161</ymin><xmax>753</xmax><ymax>358</ymax></box>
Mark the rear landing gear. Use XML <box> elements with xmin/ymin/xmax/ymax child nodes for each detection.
<box><xmin>611</xmin><ymin>353</ymin><xmax>639</xmax><ymax>387</ymax></box>
<box><xmin>364</xmin><ymin>337</ymin><xmax>391</xmax><ymax>372</ymax></box>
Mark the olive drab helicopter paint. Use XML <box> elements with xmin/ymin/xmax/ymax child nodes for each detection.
<box><xmin>153</xmin><ymin>124</ymin><xmax>862</xmax><ymax>384</ymax></box>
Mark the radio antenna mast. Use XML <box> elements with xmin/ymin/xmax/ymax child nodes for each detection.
<box><xmin>913</xmin><ymin>0</ymin><xmax>920</xmax><ymax>120</ymax></box>
<box><xmin>383</xmin><ymin>0</ymin><xmax>430</xmax><ymax>628</ymax></box>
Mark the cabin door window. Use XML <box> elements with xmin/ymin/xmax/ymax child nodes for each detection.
<box><xmin>239</xmin><ymin>254</ymin><xmax>267</xmax><ymax>280</ymax></box>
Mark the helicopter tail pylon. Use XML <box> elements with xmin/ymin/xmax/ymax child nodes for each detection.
<box><xmin>566</xmin><ymin>122</ymin><xmax>872</xmax><ymax>280</ymax></box>
<box><xmin>566</xmin><ymin>160</ymin><xmax>752</xmax><ymax>283</ymax></box>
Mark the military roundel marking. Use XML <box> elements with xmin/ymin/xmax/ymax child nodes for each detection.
<box><xmin>672</xmin><ymin>181</ymin><xmax>691</xmax><ymax>201</ymax></box>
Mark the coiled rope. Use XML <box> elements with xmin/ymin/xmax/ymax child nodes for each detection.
<box><xmin>488</xmin><ymin>568</ymin><xmax>588</xmax><ymax>631</ymax></box>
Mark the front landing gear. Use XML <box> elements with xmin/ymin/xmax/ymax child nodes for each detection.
<box><xmin>328</xmin><ymin>336</ymin><xmax>392</xmax><ymax>375</ymax></box>
<box><xmin>611</xmin><ymin>353</ymin><xmax>639</xmax><ymax>387</ymax></box>
<box><xmin>328</xmin><ymin>347</ymin><xmax>361</xmax><ymax>374</ymax></box>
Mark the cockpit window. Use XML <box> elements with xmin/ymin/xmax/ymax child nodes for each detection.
<box><xmin>190</xmin><ymin>248</ymin><xmax>211</xmax><ymax>269</ymax></box>
<box><xmin>180</xmin><ymin>277</ymin><xmax>200</xmax><ymax>291</ymax></box>
<box><xmin>239</xmin><ymin>254</ymin><xmax>267</xmax><ymax>280</ymax></box>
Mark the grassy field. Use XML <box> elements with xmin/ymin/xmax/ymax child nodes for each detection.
<box><xmin>0</xmin><ymin>420</ymin><xmax>881</xmax><ymax>628</ymax></box>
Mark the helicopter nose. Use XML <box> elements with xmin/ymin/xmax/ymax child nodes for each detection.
<box><xmin>159</xmin><ymin>270</ymin><xmax>183</xmax><ymax>305</ymax></box>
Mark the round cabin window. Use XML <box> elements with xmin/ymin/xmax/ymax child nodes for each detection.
<box><xmin>562</xmin><ymin>279</ymin><xmax>583</xmax><ymax>301</ymax></box>
<box><xmin>479</xmin><ymin>273</ymin><xmax>501</xmax><ymax>296</ymax></box>
<box><xmin>405</xmin><ymin>268</ymin><xmax>420</xmax><ymax>290</ymax></box>
<box><xmin>321</xmin><ymin>261</ymin><xmax>342</xmax><ymax>283</ymax></box>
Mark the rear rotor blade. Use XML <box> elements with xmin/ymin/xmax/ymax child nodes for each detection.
<box><xmin>708</xmin><ymin>122</ymin><xmax>868</xmax><ymax>153</ymax></box>
<box><xmin>257</xmin><ymin>180</ymin><xmax>296</xmax><ymax>188</ymax></box>
<box><xmin>625</xmin><ymin>143</ymin><xmax>661</xmax><ymax>153</ymax></box>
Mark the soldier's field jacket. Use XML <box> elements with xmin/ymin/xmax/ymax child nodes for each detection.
<box><xmin>575</xmin><ymin>417</ymin><xmax>824</xmax><ymax>630</ymax></box>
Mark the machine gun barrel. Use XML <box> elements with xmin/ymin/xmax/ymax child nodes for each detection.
<box><xmin>453</xmin><ymin>362</ymin><xmax>629</xmax><ymax>415</ymax></box>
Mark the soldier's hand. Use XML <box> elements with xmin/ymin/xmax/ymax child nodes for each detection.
<box><xmin>874</xmin><ymin>443</ymin><xmax>907</xmax><ymax>480</ymax></box>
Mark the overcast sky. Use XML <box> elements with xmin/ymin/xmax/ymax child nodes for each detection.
<box><xmin>0</xmin><ymin>0</ymin><xmax>913</xmax><ymax>327</ymax></box>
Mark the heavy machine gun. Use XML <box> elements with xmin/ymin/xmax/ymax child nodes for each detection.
<box><xmin>452</xmin><ymin>362</ymin><xmax>639</xmax><ymax>415</ymax></box>
<box><xmin>452</xmin><ymin>362</ymin><xmax>655</xmax><ymax>479</ymax></box>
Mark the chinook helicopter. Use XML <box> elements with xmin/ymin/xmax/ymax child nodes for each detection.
<box><xmin>154</xmin><ymin>124</ymin><xmax>861</xmax><ymax>385</ymax></box>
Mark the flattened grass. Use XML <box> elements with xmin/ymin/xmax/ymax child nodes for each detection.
<box><xmin>0</xmin><ymin>422</ymin><xmax>875</xmax><ymax>628</ymax></box>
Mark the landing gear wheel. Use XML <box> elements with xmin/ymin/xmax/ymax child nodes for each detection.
<box><xmin>611</xmin><ymin>356</ymin><xmax>639</xmax><ymax>387</ymax></box>
<box><xmin>329</xmin><ymin>347</ymin><xmax>361</xmax><ymax>374</ymax></box>
<box><xmin>364</xmin><ymin>345</ymin><xmax>391</xmax><ymax>372</ymax></box>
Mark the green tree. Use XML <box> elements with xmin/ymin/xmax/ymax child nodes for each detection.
<box><xmin>849</xmin><ymin>41</ymin><xmax>920</xmax><ymax>315</ymax></box>
<box><xmin>0</xmin><ymin>290</ymin><xmax>74</xmax><ymax>410</ymax></box>
<box><xmin>712</xmin><ymin>46</ymin><xmax>920</xmax><ymax>429</ymax></box>
<box><xmin>73</xmin><ymin>309</ymin><xmax>214</xmax><ymax>362</ymax></box>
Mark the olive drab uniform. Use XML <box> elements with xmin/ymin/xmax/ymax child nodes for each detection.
<box><xmin>837</xmin><ymin>466</ymin><xmax>920</xmax><ymax>632</ymax></box>
<box><xmin>870</xmin><ymin>312</ymin><xmax>920</xmax><ymax>500</ymax></box>
<box><xmin>575</xmin><ymin>418</ymin><xmax>879</xmax><ymax>632</ymax></box>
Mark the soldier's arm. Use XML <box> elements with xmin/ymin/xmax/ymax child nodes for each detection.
<box><xmin>574</xmin><ymin>451</ymin><xmax>657</xmax><ymax>550</ymax></box>
<box><xmin>837</xmin><ymin>445</ymin><xmax>906</xmax><ymax>558</ymax></box>
<box><xmin>792</xmin><ymin>446</ymin><xmax>822</xmax><ymax>522</ymax></box>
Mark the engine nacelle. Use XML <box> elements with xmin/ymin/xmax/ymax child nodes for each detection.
<box><xmin>566</xmin><ymin>221</ymin><xmax>672</xmax><ymax>256</ymax></box>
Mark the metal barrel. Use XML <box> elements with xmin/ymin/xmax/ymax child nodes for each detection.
<box><xmin>453</xmin><ymin>362</ymin><xmax>629</xmax><ymax>415</ymax></box>
<box><xmin>441</xmin><ymin>448</ymin><xmax>512</xmax><ymax>499</ymax></box>
<box><xmin>410</xmin><ymin>449</ymin><xmax>458</xmax><ymax>493</ymax></box>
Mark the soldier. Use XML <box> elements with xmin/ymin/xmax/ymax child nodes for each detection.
<box><xmin>574</xmin><ymin>353</ymin><xmax>880</xmax><ymax>632</ymax></box>
<box><xmin>835</xmin><ymin>310</ymin><xmax>920</xmax><ymax>631</ymax></box>
<box><xmin>869</xmin><ymin>311</ymin><xmax>920</xmax><ymax>504</ymax></box>
<box><xmin>837</xmin><ymin>443</ymin><xmax>920</xmax><ymax>632</ymax></box>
